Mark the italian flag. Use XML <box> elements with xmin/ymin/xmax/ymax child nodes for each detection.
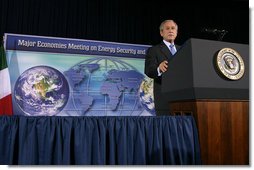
<box><xmin>0</xmin><ymin>42</ymin><xmax>13</xmax><ymax>115</ymax></box>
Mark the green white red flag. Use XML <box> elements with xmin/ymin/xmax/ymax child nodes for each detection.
<box><xmin>0</xmin><ymin>41</ymin><xmax>13</xmax><ymax>115</ymax></box>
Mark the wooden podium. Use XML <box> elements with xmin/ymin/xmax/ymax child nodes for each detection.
<box><xmin>161</xmin><ymin>38</ymin><xmax>249</xmax><ymax>165</ymax></box>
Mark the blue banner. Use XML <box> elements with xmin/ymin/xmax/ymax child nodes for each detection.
<box><xmin>5</xmin><ymin>34</ymin><xmax>155</xmax><ymax>116</ymax></box>
<box><xmin>5</xmin><ymin>34</ymin><xmax>148</xmax><ymax>58</ymax></box>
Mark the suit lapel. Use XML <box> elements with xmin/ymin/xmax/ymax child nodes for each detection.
<box><xmin>175</xmin><ymin>45</ymin><xmax>180</xmax><ymax>51</ymax></box>
<box><xmin>159</xmin><ymin>42</ymin><xmax>171</xmax><ymax>60</ymax></box>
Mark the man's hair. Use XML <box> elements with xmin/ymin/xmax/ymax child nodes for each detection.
<box><xmin>159</xmin><ymin>20</ymin><xmax>178</xmax><ymax>31</ymax></box>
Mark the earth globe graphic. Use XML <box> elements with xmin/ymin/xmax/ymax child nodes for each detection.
<box><xmin>14</xmin><ymin>66</ymin><xmax>69</xmax><ymax>116</ymax></box>
<box><xmin>63</xmin><ymin>56</ymin><xmax>155</xmax><ymax>116</ymax></box>
<box><xmin>139</xmin><ymin>78</ymin><xmax>156</xmax><ymax>115</ymax></box>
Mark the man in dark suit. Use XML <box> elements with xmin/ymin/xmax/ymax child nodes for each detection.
<box><xmin>145</xmin><ymin>19</ymin><xmax>180</xmax><ymax>115</ymax></box>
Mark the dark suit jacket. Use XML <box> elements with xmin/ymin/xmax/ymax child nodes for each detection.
<box><xmin>145</xmin><ymin>41</ymin><xmax>180</xmax><ymax>115</ymax></box>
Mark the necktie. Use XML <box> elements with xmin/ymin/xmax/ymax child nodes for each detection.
<box><xmin>169</xmin><ymin>44</ymin><xmax>176</xmax><ymax>55</ymax></box>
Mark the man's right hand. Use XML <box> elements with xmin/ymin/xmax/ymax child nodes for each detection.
<box><xmin>159</xmin><ymin>60</ymin><xmax>168</xmax><ymax>73</ymax></box>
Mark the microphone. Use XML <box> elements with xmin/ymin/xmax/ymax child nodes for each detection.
<box><xmin>220</xmin><ymin>30</ymin><xmax>228</xmax><ymax>33</ymax></box>
<box><xmin>202</xmin><ymin>28</ymin><xmax>228</xmax><ymax>34</ymax></box>
<box><xmin>201</xmin><ymin>28</ymin><xmax>228</xmax><ymax>41</ymax></box>
<box><xmin>203</xmin><ymin>28</ymin><xmax>218</xmax><ymax>34</ymax></box>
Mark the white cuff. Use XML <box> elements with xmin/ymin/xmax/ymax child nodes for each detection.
<box><xmin>157</xmin><ymin>67</ymin><xmax>162</xmax><ymax>76</ymax></box>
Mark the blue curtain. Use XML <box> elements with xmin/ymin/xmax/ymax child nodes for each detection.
<box><xmin>0</xmin><ymin>116</ymin><xmax>201</xmax><ymax>165</ymax></box>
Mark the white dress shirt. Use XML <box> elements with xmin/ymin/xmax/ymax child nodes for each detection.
<box><xmin>157</xmin><ymin>40</ymin><xmax>176</xmax><ymax>76</ymax></box>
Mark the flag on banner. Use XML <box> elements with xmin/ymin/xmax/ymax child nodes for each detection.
<box><xmin>0</xmin><ymin>40</ymin><xmax>13</xmax><ymax>115</ymax></box>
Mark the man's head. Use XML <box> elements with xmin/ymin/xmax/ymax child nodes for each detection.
<box><xmin>159</xmin><ymin>20</ymin><xmax>178</xmax><ymax>43</ymax></box>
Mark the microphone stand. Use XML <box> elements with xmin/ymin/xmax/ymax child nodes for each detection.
<box><xmin>202</xmin><ymin>28</ymin><xmax>228</xmax><ymax>41</ymax></box>
<box><xmin>216</xmin><ymin>30</ymin><xmax>228</xmax><ymax>41</ymax></box>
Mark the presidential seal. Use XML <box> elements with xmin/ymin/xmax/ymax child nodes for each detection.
<box><xmin>216</xmin><ymin>48</ymin><xmax>245</xmax><ymax>80</ymax></box>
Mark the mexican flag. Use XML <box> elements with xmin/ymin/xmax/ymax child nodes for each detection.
<box><xmin>0</xmin><ymin>42</ymin><xmax>13</xmax><ymax>115</ymax></box>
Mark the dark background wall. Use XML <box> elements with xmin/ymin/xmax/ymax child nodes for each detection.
<box><xmin>0</xmin><ymin>0</ymin><xmax>249</xmax><ymax>46</ymax></box>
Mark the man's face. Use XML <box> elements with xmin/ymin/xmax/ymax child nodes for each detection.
<box><xmin>160</xmin><ymin>21</ymin><xmax>178</xmax><ymax>43</ymax></box>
